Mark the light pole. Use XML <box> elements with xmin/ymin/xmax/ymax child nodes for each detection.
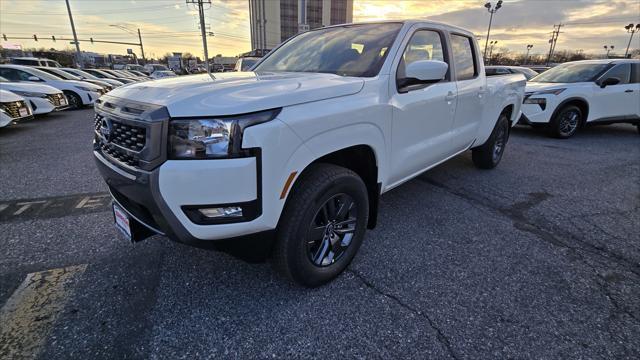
<box><xmin>604</xmin><ymin>45</ymin><xmax>614</xmax><ymax>58</ymax></box>
<box><xmin>488</xmin><ymin>40</ymin><xmax>498</xmax><ymax>65</ymax></box>
<box><xmin>624</xmin><ymin>24</ymin><xmax>640</xmax><ymax>58</ymax></box>
<box><xmin>525</xmin><ymin>44</ymin><xmax>533</xmax><ymax>64</ymax></box>
<box><xmin>65</xmin><ymin>0</ymin><xmax>82</xmax><ymax>68</ymax></box>
<box><xmin>109</xmin><ymin>24</ymin><xmax>146</xmax><ymax>64</ymax></box>
<box><xmin>483</xmin><ymin>0</ymin><xmax>503</xmax><ymax>62</ymax></box>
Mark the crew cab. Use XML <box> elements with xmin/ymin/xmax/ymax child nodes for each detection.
<box><xmin>520</xmin><ymin>59</ymin><xmax>640</xmax><ymax>138</ymax></box>
<box><xmin>93</xmin><ymin>21</ymin><xmax>525</xmax><ymax>287</ymax></box>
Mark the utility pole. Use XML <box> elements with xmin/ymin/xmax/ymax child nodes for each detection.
<box><xmin>187</xmin><ymin>0</ymin><xmax>211</xmax><ymax>74</ymax></box>
<box><xmin>546</xmin><ymin>24</ymin><xmax>563</xmax><ymax>66</ymax></box>
<box><xmin>64</xmin><ymin>0</ymin><xmax>82</xmax><ymax>68</ymax></box>
<box><xmin>137</xmin><ymin>28</ymin><xmax>146</xmax><ymax>64</ymax></box>
<box><xmin>482</xmin><ymin>1</ymin><xmax>503</xmax><ymax>62</ymax></box>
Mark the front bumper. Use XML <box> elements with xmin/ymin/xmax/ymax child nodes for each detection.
<box><xmin>95</xmin><ymin>148</ymin><xmax>273</xmax><ymax>236</ymax></box>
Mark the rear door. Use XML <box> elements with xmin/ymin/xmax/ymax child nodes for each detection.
<box><xmin>388</xmin><ymin>28</ymin><xmax>457</xmax><ymax>186</ymax></box>
<box><xmin>449</xmin><ymin>33</ymin><xmax>485</xmax><ymax>151</ymax></box>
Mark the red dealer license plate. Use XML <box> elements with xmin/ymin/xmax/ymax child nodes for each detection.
<box><xmin>113</xmin><ymin>203</ymin><xmax>132</xmax><ymax>241</ymax></box>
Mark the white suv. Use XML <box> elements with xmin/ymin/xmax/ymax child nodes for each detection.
<box><xmin>521</xmin><ymin>59</ymin><xmax>640</xmax><ymax>138</ymax></box>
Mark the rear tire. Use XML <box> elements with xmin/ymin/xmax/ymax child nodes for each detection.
<box><xmin>63</xmin><ymin>91</ymin><xmax>83</xmax><ymax>110</ymax></box>
<box><xmin>272</xmin><ymin>163</ymin><xmax>369</xmax><ymax>287</ymax></box>
<box><xmin>549</xmin><ymin>105</ymin><xmax>582</xmax><ymax>139</ymax></box>
<box><xmin>472</xmin><ymin>113</ymin><xmax>510</xmax><ymax>169</ymax></box>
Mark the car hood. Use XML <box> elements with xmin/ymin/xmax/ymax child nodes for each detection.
<box><xmin>62</xmin><ymin>80</ymin><xmax>104</xmax><ymax>90</ymax></box>
<box><xmin>0</xmin><ymin>89</ymin><xmax>25</xmax><ymax>102</ymax></box>
<box><xmin>105</xmin><ymin>72</ymin><xmax>365</xmax><ymax>116</ymax></box>
<box><xmin>0</xmin><ymin>82</ymin><xmax>61</xmax><ymax>94</ymax></box>
<box><xmin>525</xmin><ymin>82</ymin><xmax>574</xmax><ymax>93</ymax></box>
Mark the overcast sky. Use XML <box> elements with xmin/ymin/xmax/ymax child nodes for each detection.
<box><xmin>0</xmin><ymin>0</ymin><xmax>638</xmax><ymax>59</ymax></box>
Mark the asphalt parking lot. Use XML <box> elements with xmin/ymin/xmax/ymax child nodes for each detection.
<box><xmin>0</xmin><ymin>109</ymin><xmax>639</xmax><ymax>359</ymax></box>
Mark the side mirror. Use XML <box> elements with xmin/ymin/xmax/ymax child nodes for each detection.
<box><xmin>27</xmin><ymin>76</ymin><xmax>41</xmax><ymax>82</ymax></box>
<box><xmin>599</xmin><ymin>77</ymin><xmax>620</xmax><ymax>88</ymax></box>
<box><xmin>405</xmin><ymin>60</ymin><xmax>448</xmax><ymax>82</ymax></box>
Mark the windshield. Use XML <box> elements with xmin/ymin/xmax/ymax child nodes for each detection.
<box><xmin>531</xmin><ymin>62</ymin><xmax>610</xmax><ymax>83</ymax></box>
<box><xmin>42</xmin><ymin>67</ymin><xmax>81</xmax><ymax>80</ymax></box>
<box><xmin>241</xmin><ymin>59</ymin><xmax>258</xmax><ymax>71</ymax></box>
<box><xmin>254</xmin><ymin>23</ymin><xmax>402</xmax><ymax>77</ymax></box>
<box><xmin>20</xmin><ymin>67</ymin><xmax>61</xmax><ymax>81</ymax></box>
<box><xmin>65</xmin><ymin>69</ymin><xmax>98</xmax><ymax>80</ymax></box>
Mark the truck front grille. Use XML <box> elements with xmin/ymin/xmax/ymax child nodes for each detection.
<box><xmin>95</xmin><ymin>113</ymin><xmax>148</xmax><ymax>169</ymax></box>
<box><xmin>0</xmin><ymin>100</ymin><xmax>28</xmax><ymax>118</ymax></box>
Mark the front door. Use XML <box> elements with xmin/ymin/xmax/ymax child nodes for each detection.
<box><xmin>389</xmin><ymin>29</ymin><xmax>457</xmax><ymax>186</ymax></box>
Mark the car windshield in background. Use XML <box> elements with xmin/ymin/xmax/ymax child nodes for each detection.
<box><xmin>241</xmin><ymin>59</ymin><xmax>258</xmax><ymax>71</ymax></box>
<box><xmin>21</xmin><ymin>67</ymin><xmax>61</xmax><ymax>81</ymax></box>
<box><xmin>530</xmin><ymin>63</ymin><xmax>610</xmax><ymax>83</ymax></box>
<box><xmin>254</xmin><ymin>23</ymin><xmax>402</xmax><ymax>77</ymax></box>
<box><xmin>43</xmin><ymin>68</ymin><xmax>81</xmax><ymax>80</ymax></box>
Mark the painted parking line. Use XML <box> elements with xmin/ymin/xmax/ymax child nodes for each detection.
<box><xmin>0</xmin><ymin>265</ymin><xmax>87</xmax><ymax>359</ymax></box>
<box><xmin>0</xmin><ymin>192</ymin><xmax>110</xmax><ymax>222</ymax></box>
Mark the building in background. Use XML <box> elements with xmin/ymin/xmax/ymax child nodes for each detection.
<box><xmin>248</xmin><ymin>0</ymin><xmax>353</xmax><ymax>52</ymax></box>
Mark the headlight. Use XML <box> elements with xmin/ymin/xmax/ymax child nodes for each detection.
<box><xmin>530</xmin><ymin>88</ymin><xmax>566</xmax><ymax>96</ymax></box>
<box><xmin>10</xmin><ymin>90</ymin><xmax>47</xmax><ymax>98</ymax></box>
<box><xmin>74</xmin><ymin>85</ymin><xmax>95</xmax><ymax>92</ymax></box>
<box><xmin>169</xmin><ymin>108</ymin><xmax>281</xmax><ymax>159</ymax></box>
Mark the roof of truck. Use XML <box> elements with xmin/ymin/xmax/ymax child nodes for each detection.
<box><xmin>319</xmin><ymin>20</ymin><xmax>474</xmax><ymax>36</ymax></box>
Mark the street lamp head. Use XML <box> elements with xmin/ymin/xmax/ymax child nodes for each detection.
<box><xmin>496</xmin><ymin>0</ymin><xmax>503</xmax><ymax>9</ymax></box>
<box><xmin>626</xmin><ymin>24</ymin><xmax>633</xmax><ymax>30</ymax></box>
<box><xmin>636</xmin><ymin>24</ymin><xmax>640</xmax><ymax>30</ymax></box>
<box><xmin>611</xmin><ymin>45</ymin><xmax>614</xmax><ymax>49</ymax></box>
<box><xmin>484</xmin><ymin>2</ymin><xmax>492</xmax><ymax>9</ymax></box>
<box><xmin>604</xmin><ymin>45</ymin><xmax>607</xmax><ymax>49</ymax></box>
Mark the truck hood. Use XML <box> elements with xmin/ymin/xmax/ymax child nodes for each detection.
<box><xmin>106</xmin><ymin>72</ymin><xmax>365</xmax><ymax>116</ymax></box>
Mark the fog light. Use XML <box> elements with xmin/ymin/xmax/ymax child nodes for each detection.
<box><xmin>198</xmin><ymin>207</ymin><xmax>243</xmax><ymax>218</ymax></box>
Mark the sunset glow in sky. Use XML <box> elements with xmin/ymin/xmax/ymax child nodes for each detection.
<box><xmin>1</xmin><ymin>0</ymin><xmax>638</xmax><ymax>59</ymax></box>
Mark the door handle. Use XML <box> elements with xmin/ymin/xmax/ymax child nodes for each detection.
<box><xmin>445</xmin><ymin>92</ymin><xmax>456</xmax><ymax>102</ymax></box>
<box><xmin>625</xmin><ymin>89</ymin><xmax>634</xmax><ymax>93</ymax></box>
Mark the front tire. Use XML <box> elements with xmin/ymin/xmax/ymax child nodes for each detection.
<box><xmin>272</xmin><ymin>163</ymin><xmax>369</xmax><ymax>287</ymax></box>
<box><xmin>472</xmin><ymin>113</ymin><xmax>510</xmax><ymax>169</ymax></box>
<box><xmin>549</xmin><ymin>105</ymin><xmax>582</xmax><ymax>138</ymax></box>
<box><xmin>63</xmin><ymin>91</ymin><xmax>83</xmax><ymax>110</ymax></box>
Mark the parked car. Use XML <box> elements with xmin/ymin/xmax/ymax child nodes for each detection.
<box><xmin>149</xmin><ymin>70</ymin><xmax>177</xmax><ymax>79</ymax></box>
<box><xmin>10</xmin><ymin>57</ymin><xmax>61</xmax><ymax>67</ymax></box>
<box><xmin>93</xmin><ymin>20</ymin><xmax>526</xmax><ymax>287</ymax></box>
<box><xmin>82</xmin><ymin>69</ymin><xmax>136</xmax><ymax>84</ymax></box>
<box><xmin>60</xmin><ymin>68</ymin><xmax>125</xmax><ymax>88</ymax></box>
<box><xmin>0</xmin><ymin>76</ymin><xmax>68</xmax><ymax>115</ymax></box>
<box><xmin>0</xmin><ymin>65</ymin><xmax>105</xmax><ymax>109</ymax></box>
<box><xmin>124</xmin><ymin>64</ymin><xmax>147</xmax><ymax>73</ymax></box>
<box><xmin>234</xmin><ymin>57</ymin><xmax>261</xmax><ymax>71</ymax></box>
<box><xmin>102</xmin><ymin>69</ymin><xmax>144</xmax><ymax>81</ymax></box>
<box><xmin>486</xmin><ymin>66</ymin><xmax>538</xmax><ymax>80</ymax></box>
<box><xmin>521</xmin><ymin>59</ymin><xmax>640</xmax><ymax>138</ymax></box>
<box><xmin>526</xmin><ymin>65</ymin><xmax>551</xmax><ymax>73</ymax></box>
<box><xmin>0</xmin><ymin>90</ymin><xmax>33</xmax><ymax>127</ymax></box>
<box><xmin>35</xmin><ymin>66</ymin><xmax>113</xmax><ymax>92</ymax></box>
<box><xmin>126</xmin><ymin>70</ymin><xmax>150</xmax><ymax>78</ymax></box>
<box><xmin>143</xmin><ymin>63</ymin><xmax>169</xmax><ymax>74</ymax></box>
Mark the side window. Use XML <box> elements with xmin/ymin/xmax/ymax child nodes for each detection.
<box><xmin>396</xmin><ymin>29</ymin><xmax>447</xmax><ymax>90</ymax></box>
<box><xmin>630</xmin><ymin>63</ymin><xmax>640</xmax><ymax>84</ymax></box>
<box><xmin>17</xmin><ymin>70</ymin><xmax>34</xmax><ymax>81</ymax></box>
<box><xmin>601</xmin><ymin>63</ymin><xmax>631</xmax><ymax>84</ymax></box>
<box><xmin>450</xmin><ymin>34</ymin><xmax>478</xmax><ymax>81</ymax></box>
<box><xmin>0</xmin><ymin>68</ymin><xmax>19</xmax><ymax>81</ymax></box>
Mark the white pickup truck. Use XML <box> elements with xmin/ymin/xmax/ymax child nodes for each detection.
<box><xmin>94</xmin><ymin>20</ymin><xmax>525</xmax><ymax>287</ymax></box>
